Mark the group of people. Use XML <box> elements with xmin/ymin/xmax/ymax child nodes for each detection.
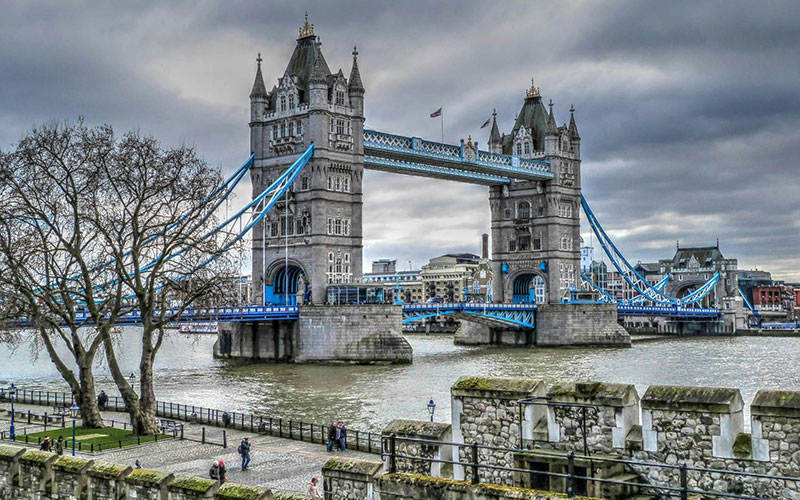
<box><xmin>208</xmin><ymin>460</ymin><xmax>228</xmax><ymax>483</ymax></box>
<box><xmin>326</xmin><ymin>421</ymin><xmax>347</xmax><ymax>452</ymax></box>
<box><xmin>38</xmin><ymin>436</ymin><xmax>64</xmax><ymax>455</ymax></box>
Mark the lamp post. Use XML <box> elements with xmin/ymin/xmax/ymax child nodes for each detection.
<box><xmin>427</xmin><ymin>398</ymin><xmax>436</xmax><ymax>423</ymax></box>
<box><xmin>8</xmin><ymin>384</ymin><xmax>16</xmax><ymax>441</ymax></box>
<box><xmin>70</xmin><ymin>402</ymin><xmax>79</xmax><ymax>456</ymax></box>
<box><xmin>129</xmin><ymin>373</ymin><xmax>136</xmax><ymax>392</ymax></box>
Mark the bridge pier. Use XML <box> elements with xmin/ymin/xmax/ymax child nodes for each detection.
<box><xmin>214</xmin><ymin>304</ymin><xmax>412</xmax><ymax>364</ymax></box>
<box><xmin>454</xmin><ymin>321</ymin><xmax>531</xmax><ymax>346</ymax></box>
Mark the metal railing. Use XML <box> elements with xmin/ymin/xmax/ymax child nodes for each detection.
<box><xmin>1</xmin><ymin>387</ymin><xmax>382</xmax><ymax>455</ymax></box>
<box><xmin>381</xmin><ymin>434</ymin><xmax>800</xmax><ymax>500</ymax></box>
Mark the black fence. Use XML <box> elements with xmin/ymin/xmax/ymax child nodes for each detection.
<box><xmin>381</xmin><ymin>434</ymin><xmax>800</xmax><ymax>500</ymax></box>
<box><xmin>1</xmin><ymin>387</ymin><xmax>381</xmax><ymax>454</ymax></box>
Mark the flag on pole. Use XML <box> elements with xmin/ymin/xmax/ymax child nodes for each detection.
<box><xmin>430</xmin><ymin>107</ymin><xmax>442</xmax><ymax>118</ymax></box>
<box><xmin>480</xmin><ymin>117</ymin><xmax>491</xmax><ymax>128</ymax></box>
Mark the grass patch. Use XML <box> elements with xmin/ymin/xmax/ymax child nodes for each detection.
<box><xmin>12</xmin><ymin>425</ymin><xmax>172</xmax><ymax>452</ymax></box>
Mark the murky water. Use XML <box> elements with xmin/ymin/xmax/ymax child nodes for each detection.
<box><xmin>2</xmin><ymin>331</ymin><xmax>799</xmax><ymax>431</ymax></box>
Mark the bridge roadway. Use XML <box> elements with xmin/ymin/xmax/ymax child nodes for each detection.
<box><xmin>9</xmin><ymin>303</ymin><xmax>720</xmax><ymax>329</ymax></box>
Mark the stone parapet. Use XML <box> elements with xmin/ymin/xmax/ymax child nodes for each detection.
<box><xmin>382</xmin><ymin>419</ymin><xmax>453</xmax><ymax>477</ymax></box>
<box><xmin>52</xmin><ymin>455</ymin><xmax>94</xmax><ymax>499</ymax></box>
<box><xmin>321</xmin><ymin>457</ymin><xmax>382</xmax><ymax>500</ymax></box>
<box><xmin>168</xmin><ymin>475</ymin><xmax>220</xmax><ymax>499</ymax></box>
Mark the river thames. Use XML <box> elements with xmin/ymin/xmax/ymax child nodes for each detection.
<box><xmin>2</xmin><ymin>332</ymin><xmax>799</xmax><ymax>430</ymax></box>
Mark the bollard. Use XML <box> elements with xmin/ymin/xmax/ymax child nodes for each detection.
<box><xmin>202</xmin><ymin>427</ymin><xmax>205</xmax><ymax>444</ymax></box>
<box><xmin>279</xmin><ymin>418</ymin><xmax>283</xmax><ymax>438</ymax></box>
<box><xmin>44</xmin><ymin>412</ymin><xmax>48</xmax><ymax>432</ymax></box>
<box><xmin>223</xmin><ymin>430</ymin><xmax>227</xmax><ymax>449</ymax></box>
<box><xmin>368</xmin><ymin>432</ymin><xmax>372</xmax><ymax>454</ymax></box>
<box><xmin>138</xmin><ymin>436</ymin><xmax>141</xmax><ymax>445</ymax></box>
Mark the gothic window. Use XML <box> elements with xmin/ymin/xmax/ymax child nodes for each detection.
<box><xmin>296</xmin><ymin>121</ymin><xmax>302</xmax><ymax>135</ymax></box>
<box><xmin>518</xmin><ymin>201</ymin><xmax>530</xmax><ymax>219</ymax></box>
<box><xmin>473</xmin><ymin>280</ymin><xmax>480</xmax><ymax>295</ymax></box>
<box><xmin>335</xmin><ymin>177</ymin><xmax>341</xmax><ymax>191</ymax></box>
<box><xmin>289</xmin><ymin>122</ymin><xmax>294</xmax><ymax>136</ymax></box>
<box><xmin>270</xmin><ymin>222</ymin><xmax>278</xmax><ymax>237</ymax></box>
<box><xmin>272</xmin><ymin>126</ymin><xmax>277</xmax><ymax>140</ymax></box>
<box><xmin>343</xmin><ymin>176</ymin><xmax>350</xmax><ymax>192</ymax></box>
<box><xmin>336</xmin><ymin>119</ymin><xmax>345</xmax><ymax>135</ymax></box>
<box><xmin>301</xmin><ymin>176</ymin><xmax>309</xmax><ymax>190</ymax></box>
<box><xmin>516</xmin><ymin>144</ymin><xmax>522</xmax><ymax>155</ymax></box>
<box><xmin>327</xmin><ymin>218</ymin><xmax>333</xmax><ymax>235</ymax></box>
<box><xmin>280</xmin><ymin>95</ymin><xmax>286</xmax><ymax>111</ymax></box>
<box><xmin>287</xmin><ymin>219</ymin><xmax>294</xmax><ymax>235</ymax></box>
<box><xmin>518</xmin><ymin>235</ymin><xmax>531</xmax><ymax>251</ymax></box>
<box><xmin>335</xmin><ymin>90</ymin><xmax>345</xmax><ymax>106</ymax></box>
<box><xmin>524</xmin><ymin>142</ymin><xmax>530</xmax><ymax>155</ymax></box>
<box><xmin>327</xmin><ymin>177</ymin><xmax>333</xmax><ymax>190</ymax></box>
<box><xmin>280</xmin><ymin>123</ymin><xmax>286</xmax><ymax>137</ymax></box>
<box><xmin>508</xmin><ymin>240</ymin><xmax>517</xmax><ymax>252</ymax></box>
<box><xmin>504</xmin><ymin>208</ymin><xmax>511</xmax><ymax>219</ymax></box>
<box><xmin>335</xmin><ymin>218</ymin><xmax>342</xmax><ymax>235</ymax></box>
<box><xmin>343</xmin><ymin>219</ymin><xmax>350</xmax><ymax>235</ymax></box>
<box><xmin>280</xmin><ymin>218</ymin><xmax>287</xmax><ymax>236</ymax></box>
<box><xmin>288</xmin><ymin>94</ymin><xmax>295</xmax><ymax>110</ymax></box>
<box><xmin>533</xmin><ymin>237</ymin><xmax>541</xmax><ymax>251</ymax></box>
<box><xmin>296</xmin><ymin>218</ymin><xmax>304</xmax><ymax>235</ymax></box>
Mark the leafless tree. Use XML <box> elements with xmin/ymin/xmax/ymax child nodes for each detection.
<box><xmin>0</xmin><ymin>120</ymin><xmax>238</xmax><ymax>435</ymax></box>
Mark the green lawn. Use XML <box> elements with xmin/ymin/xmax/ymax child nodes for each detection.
<box><xmin>12</xmin><ymin>425</ymin><xmax>172</xmax><ymax>452</ymax></box>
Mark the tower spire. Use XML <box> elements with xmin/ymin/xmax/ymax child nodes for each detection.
<box><xmin>250</xmin><ymin>52</ymin><xmax>267</xmax><ymax>99</ymax></box>
<box><xmin>348</xmin><ymin>45</ymin><xmax>364</xmax><ymax>93</ymax></box>
<box><xmin>568</xmin><ymin>104</ymin><xmax>580</xmax><ymax>140</ymax></box>
<box><xmin>489</xmin><ymin>108</ymin><xmax>501</xmax><ymax>147</ymax></box>
<box><xmin>546</xmin><ymin>98</ymin><xmax>557</xmax><ymax>135</ymax></box>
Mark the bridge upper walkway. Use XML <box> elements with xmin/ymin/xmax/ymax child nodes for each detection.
<box><xmin>363</xmin><ymin>129</ymin><xmax>554</xmax><ymax>185</ymax></box>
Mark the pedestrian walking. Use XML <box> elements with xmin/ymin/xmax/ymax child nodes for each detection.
<box><xmin>238</xmin><ymin>437</ymin><xmax>251</xmax><ymax>470</ymax></box>
<box><xmin>55</xmin><ymin>436</ymin><xmax>64</xmax><ymax>456</ymax></box>
<box><xmin>222</xmin><ymin>412</ymin><xmax>231</xmax><ymax>428</ymax></box>
<box><xmin>326</xmin><ymin>422</ymin><xmax>338</xmax><ymax>452</ymax></box>
<box><xmin>218</xmin><ymin>460</ymin><xmax>228</xmax><ymax>483</ymax></box>
<box><xmin>97</xmin><ymin>390</ymin><xmax>108</xmax><ymax>410</ymax></box>
<box><xmin>209</xmin><ymin>461</ymin><xmax>220</xmax><ymax>481</ymax></box>
<box><xmin>337</xmin><ymin>421</ymin><xmax>347</xmax><ymax>452</ymax></box>
<box><xmin>307</xmin><ymin>477</ymin><xmax>322</xmax><ymax>498</ymax></box>
<box><xmin>39</xmin><ymin>437</ymin><xmax>51</xmax><ymax>452</ymax></box>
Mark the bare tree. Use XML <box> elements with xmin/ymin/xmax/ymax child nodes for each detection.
<box><xmin>0</xmin><ymin>120</ymin><xmax>238</xmax><ymax>435</ymax></box>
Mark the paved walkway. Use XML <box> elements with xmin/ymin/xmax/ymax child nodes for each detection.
<box><xmin>1</xmin><ymin>402</ymin><xmax>378</xmax><ymax>495</ymax></box>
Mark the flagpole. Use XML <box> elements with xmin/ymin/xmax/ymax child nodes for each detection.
<box><xmin>440</xmin><ymin>110</ymin><xmax>444</xmax><ymax>143</ymax></box>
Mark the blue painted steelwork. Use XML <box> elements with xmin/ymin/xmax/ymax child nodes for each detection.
<box><xmin>364</xmin><ymin>155</ymin><xmax>511</xmax><ymax>185</ymax></box>
<box><xmin>402</xmin><ymin>302</ymin><xmax>537</xmax><ymax>328</ymax></box>
<box><xmin>738</xmin><ymin>287</ymin><xmax>758</xmax><ymax>315</ymax></box>
<box><xmin>581</xmin><ymin>195</ymin><xmax>719</xmax><ymax>306</ymax></box>
<box><xmin>616</xmin><ymin>305</ymin><xmax>720</xmax><ymax>318</ymax></box>
<box><xmin>363</xmin><ymin>130</ymin><xmax>553</xmax><ymax>182</ymax></box>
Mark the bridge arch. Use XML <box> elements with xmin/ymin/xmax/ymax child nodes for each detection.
<box><xmin>264</xmin><ymin>259</ymin><xmax>307</xmax><ymax>305</ymax></box>
<box><xmin>672</xmin><ymin>281</ymin><xmax>715</xmax><ymax>308</ymax></box>
<box><xmin>511</xmin><ymin>271</ymin><xmax>546</xmax><ymax>304</ymax></box>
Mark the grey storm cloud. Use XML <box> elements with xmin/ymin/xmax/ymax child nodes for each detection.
<box><xmin>1</xmin><ymin>0</ymin><xmax>798</xmax><ymax>279</ymax></box>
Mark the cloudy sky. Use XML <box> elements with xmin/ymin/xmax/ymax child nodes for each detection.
<box><xmin>1</xmin><ymin>1</ymin><xmax>799</xmax><ymax>280</ymax></box>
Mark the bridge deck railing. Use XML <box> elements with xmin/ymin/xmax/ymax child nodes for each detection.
<box><xmin>0</xmin><ymin>387</ymin><xmax>381</xmax><ymax>455</ymax></box>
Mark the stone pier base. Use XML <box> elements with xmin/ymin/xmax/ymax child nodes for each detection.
<box><xmin>214</xmin><ymin>304</ymin><xmax>412</xmax><ymax>364</ymax></box>
<box><xmin>454</xmin><ymin>322</ymin><xmax>530</xmax><ymax>346</ymax></box>
<box><xmin>535</xmin><ymin>303</ymin><xmax>630</xmax><ymax>346</ymax></box>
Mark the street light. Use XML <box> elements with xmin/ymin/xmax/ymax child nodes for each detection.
<box><xmin>7</xmin><ymin>384</ymin><xmax>16</xmax><ymax>441</ymax></box>
<box><xmin>70</xmin><ymin>402</ymin><xmax>79</xmax><ymax>456</ymax></box>
<box><xmin>427</xmin><ymin>398</ymin><xmax>436</xmax><ymax>422</ymax></box>
<box><xmin>129</xmin><ymin>373</ymin><xmax>136</xmax><ymax>389</ymax></box>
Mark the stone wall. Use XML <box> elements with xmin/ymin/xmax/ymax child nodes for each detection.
<box><xmin>215</xmin><ymin>304</ymin><xmax>412</xmax><ymax>364</ymax></box>
<box><xmin>321</xmin><ymin>457</ymin><xmax>382</xmax><ymax>500</ymax></box>
<box><xmin>294</xmin><ymin>304</ymin><xmax>411</xmax><ymax>364</ymax></box>
<box><xmin>535</xmin><ymin>303</ymin><xmax>630</xmax><ymax>347</ymax></box>
<box><xmin>381</xmin><ymin>419</ymin><xmax>452</xmax><ymax>478</ymax></box>
<box><xmin>0</xmin><ymin>444</ymin><xmax>273</xmax><ymax>500</ymax></box>
<box><xmin>448</xmin><ymin>376</ymin><xmax>800</xmax><ymax>499</ymax></box>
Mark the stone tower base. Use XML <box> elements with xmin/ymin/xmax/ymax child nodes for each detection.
<box><xmin>453</xmin><ymin>303</ymin><xmax>630</xmax><ymax>347</ymax></box>
<box><xmin>214</xmin><ymin>304</ymin><xmax>412</xmax><ymax>364</ymax></box>
<box><xmin>535</xmin><ymin>303</ymin><xmax>630</xmax><ymax>346</ymax></box>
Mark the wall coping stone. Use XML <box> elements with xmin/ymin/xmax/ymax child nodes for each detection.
<box><xmin>217</xmin><ymin>482</ymin><xmax>273</xmax><ymax>500</ymax></box>
<box><xmin>751</xmin><ymin>390</ymin><xmax>800</xmax><ymax>417</ymax></box>
<box><xmin>547</xmin><ymin>381</ymin><xmax>638</xmax><ymax>407</ymax></box>
<box><xmin>87</xmin><ymin>461</ymin><xmax>132</xmax><ymax>480</ymax></box>
<box><xmin>19</xmin><ymin>449</ymin><xmax>58</xmax><ymax>466</ymax></box>
<box><xmin>168</xmin><ymin>475</ymin><xmax>219</xmax><ymax>495</ymax></box>
<box><xmin>0</xmin><ymin>444</ymin><xmax>26</xmax><ymax>461</ymax></box>
<box><xmin>377</xmin><ymin>472</ymin><xmax>602</xmax><ymax>499</ymax></box>
<box><xmin>641</xmin><ymin>385</ymin><xmax>743</xmax><ymax>413</ymax></box>
<box><xmin>322</xmin><ymin>456</ymin><xmax>382</xmax><ymax>479</ymax></box>
<box><xmin>52</xmin><ymin>455</ymin><xmax>93</xmax><ymax>473</ymax></box>
<box><xmin>382</xmin><ymin>419</ymin><xmax>451</xmax><ymax>439</ymax></box>
<box><xmin>124</xmin><ymin>467</ymin><xmax>174</xmax><ymax>487</ymax></box>
<box><xmin>451</xmin><ymin>376</ymin><xmax>544</xmax><ymax>398</ymax></box>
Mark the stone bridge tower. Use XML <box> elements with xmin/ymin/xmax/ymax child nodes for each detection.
<box><xmin>249</xmin><ymin>15</ymin><xmax>365</xmax><ymax>305</ymax></box>
<box><xmin>489</xmin><ymin>81</ymin><xmax>581</xmax><ymax>304</ymax></box>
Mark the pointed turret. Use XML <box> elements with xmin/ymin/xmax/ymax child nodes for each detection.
<box><xmin>546</xmin><ymin>99</ymin><xmax>558</xmax><ymax>136</ymax></box>
<box><xmin>544</xmin><ymin>99</ymin><xmax>558</xmax><ymax>155</ymax></box>
<box><xmin>309</xmin><ymin>52</ymin><xmax>329</xmax><ymax>85</ymax></box>
<box><xmin>568</xmin><ymin>104</ymin><xmax>580</xmax><ymax>140</ymax></box>
<box><xmin>250</xmin><ymin>53</ymin><xmax>267</xmax><ymax>99</ymax></box>
<box><xmin>488</xmin><ymin>109</ymin><xmax>501</xmax><ymax>154</ymax></box>
<box><xmin>348</xmin><ymin>46</ymin><xmax>364</xmax><ymax>93</ymax></box>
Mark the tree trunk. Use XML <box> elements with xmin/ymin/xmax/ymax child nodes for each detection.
<box><xmin>77</xmin><ymin>361</ymin><xmax>104</xmax><ymax>428</ymax></box>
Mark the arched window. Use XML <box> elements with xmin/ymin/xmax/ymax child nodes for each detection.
<box><xmin>280</xmin><ymin>95</ymin><xmax>286</xmax><ymax>112</ymax></box>
<box><xmin>516</xmin><ymin>143</ymin><xmax>522</xmax><ymax>155</ymax></box>
<box><xmin>288</xmin><ymin>94</ymin><xmax>295</xmax><ymax>109</ymax></box>
<box><xmin>335</xmin><ymin>90</ymin><xmax>345</xmax><ymax>105</ymax></box>
<box><xmin>280</xmin><ymin>123</ymin><xmax>286</xmax><ymax>137</ymax></box>
<box><xmin>518</xmin><ymin>201</ymin><xmax>530</xmax><ymax>219</ymax></box>
<box><xmin>472</xmin><ymin>280</ymin><xmax>480</xmax><ymax>295</ymax></box>
<box><xmin>288</xmin><ymin>122</ymin><xmax>294</xmax><ymax>136</ymax></box>
<box><xmin>296</xmin><ymin>121</ymin><xmax>302</xmax><ymax>135</ymax></box>
<box><xmin>524</xmin><ymin>142</ymin><xmax>530</xmax><ymax>155</ymax></box>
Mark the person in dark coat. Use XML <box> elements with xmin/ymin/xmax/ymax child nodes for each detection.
<box><xmin>218</xmin><ymin>460</ymin><xmax>228</xmax><ymax>483</ymax></box>
<box><xmin>222</xmin><ymin>412</ymin><xmax>231</xmax><ymax>428</ymax></box>
<box><xmin>55</xmin><ymin>436</ymin><xmax>64</xmax><ymax>455</ymax></box>
<box><xmin>209</xmin><ymin>461</ymin><xmax>220</xmax><ymax>481</ymax></box>
<box><xmin>326</xmin><ymin>422</ymin><xmax>338</xmax><ymax>452</ymax></box>
<box><xmin>337</xmin><ymin>422</ymin><xmax>347</xmax><ymax>452</ymax></box>
<box><xmin>238</xmin><ymin>438</ymin><xmax>251</xmax><ymax>470</ymax></box>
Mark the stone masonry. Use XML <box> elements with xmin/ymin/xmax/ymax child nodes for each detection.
<box><xmin>381</xmin><ymin>419</ymin><xmax>452</xmax><ymax>478</ymax></box>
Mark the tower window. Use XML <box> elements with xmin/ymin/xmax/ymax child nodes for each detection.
<box><xmin>533</xmin><ymin>238</ymin><xmax>541</xmax><ymax>250</ymax></box>
<box><xmin>508</xmin><ymin>240</ymin><xmax>517</xmax><ymax>252</ymax></box>
<box><xmin>336</xmin><ymin>90</ymin><xmax>345</xmax><ymax>106</ymax></box>
<box><xmin>518</xmin><ymin>202</ymin><xmax>530</xmax><ymax>219</ymax></box>
<box><xmin>289</xmin><ymin>122</ymin><xmax>294</xmax><ymax>136</ymax></box>
<box><xmin>272</xmin><ymin>126</ymin><xmax>277</xmax><ymax>140</ymax></box>
<box><xmin>288</xmin><ymin>94</ymin><xmax>295</xmax><ymax>110</ymax></box>
<box><xmin>281</xmin><ymin>123</ymin><xmax>286</xmax><ymax>137</ymax></box>
<box><xmin>301</xmin><ymin>176</ymin><xmax>309</xmax><ymax>190</ymax></box>
<box><xmin>296</xmin><ymin>121</ymin><xmax>302</xmax><ymax>135</ymax></box>
<box><xmin>270</xmin><ymin>222</ymin><xmax>278</xmax><ymax>237</ymax></box>
<box><xmin>336</xmin><ymin>119</ymin><xmax>345</xmax><ymax>135</ymax></box>
<box><xmin>504</xmin><ymin>208</ymin><xmax>511</xmax><ymax>219</ymax></box>
<box><xmin>524</xmin><ymin>142</ymin><xmax>530</xmax><ymax>155</ymax></box>
<box><xmin>516</xmin><ymin>144</ymin><xmax>522</xmax><ymax>155</ymax></box>
<box><xmin>280</xmin><ymin>95</ymin><xmax>286</xmax><ymax>112</ymax></box>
